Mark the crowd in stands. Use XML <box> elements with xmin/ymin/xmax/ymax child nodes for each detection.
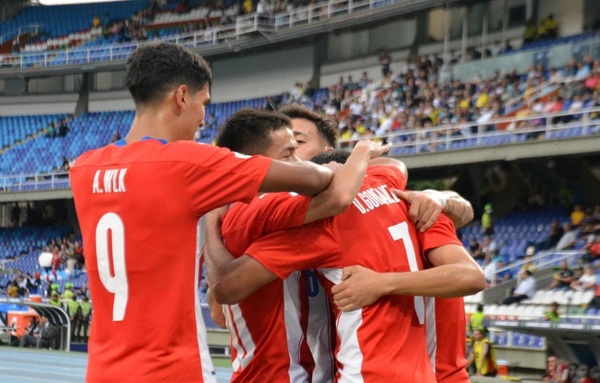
<box><xmin>268</xmin><ymin>52</ymin><xmax>600</xmax><ymax>154</ymax></box>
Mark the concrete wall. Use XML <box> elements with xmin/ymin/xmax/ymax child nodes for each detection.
<box><xmin>0</xmin><ymin>94</ymin><xmax>77</xmax><ymax>115</ymax></box>
<box><xmin>210</xmin><ymin>45</ymin><xmax>314</xmax><ymax>103</ymax></box>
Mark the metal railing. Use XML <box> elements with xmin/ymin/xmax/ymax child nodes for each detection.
<box><xmin>337</xmin><ymin>107</ymin><xmax>600</xmax><ymax>154</ymax></box>
<box><xmin>0</xmin><ymin>172</ymin><xmax>70</xmax><ymax>193</ymax></box>
<box><xmin>0</xmin><ymin>0</ymin><xmax>413</xmax><ymax>69</ymax></box>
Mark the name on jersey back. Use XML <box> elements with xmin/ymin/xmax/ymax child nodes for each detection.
<box><xmin>92</xmin><ymin>169</ymin><xmax>127</xmax><ymax>194</ymax></box>
<box><xmin>352</xmin><ymin>184</ymin><xmax>400</xmax><ymax>214</ymax></box>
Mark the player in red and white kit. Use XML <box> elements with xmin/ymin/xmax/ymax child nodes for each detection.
<box><xmin>207</xmin><ymin>150</ymin><xmax>485</xmax><ymax>382</ymax></box>
<box><xmin>211</xmin><ymin>109</ymin><xmax>390</xmax><ymax>382</ymax></box>
<box><xmin>331</xmin><ymin>187</ymin><xmax>479</xmax><ymax>383</ymax></box>
<box><xmin>69</xmin><ymin>43</ymin><xmax>335</xmax><ymax>383</ymax></box>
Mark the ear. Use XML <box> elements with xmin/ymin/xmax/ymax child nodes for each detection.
<box><xmin>174</xmin><ymin>84</ymin><xmax>189</xmax><ymax>112</ymax></box>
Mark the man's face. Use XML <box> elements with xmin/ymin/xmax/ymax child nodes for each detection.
<box><xmin>263</xmin><ymin>127</ymin><xmax>299</xmax><ymax>162</ymax></box>
<box><xmin>291</xmin><ymin>118</ymin><xmax>331</xmax><ymax>161</ymax></box>
<box><xmin>181</xmin><ymin>84</ymin><xmax>211</xmax><ymax>141</ymax></box>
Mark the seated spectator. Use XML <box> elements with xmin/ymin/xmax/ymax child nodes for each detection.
<box><xmin>519</xmin><ymin>246</ymin><xmax>537</xmax><ymax>273</ymax></box>
<box><xmin>543</xmin><ymin>220</ymin><xmax>564</xmax><ymax>250</ymax></box>
<box><xmin>545</xmin><ymin>301</ymin><xmax>560</xmax><ymax>323</ymax></box>
<box><xmin>495</xmin><ymin>259</ymin><xmax>512</xmax><ymax>284</ymax></box>
<box><xmin>482</xmin><ymin>254</ymin><xmax>497</xmax><ymax>286</ymax></box>
<box><xmin>555</xmin><ymin>223</ymin><xmax>578</xmax><ymax>250</ymax></box>
<box><xmin>544</xmin><ymin>355</ymin><xmax>569</xmax><ymax>383</ymax></box>
<box><xmin>547</xmin><ymin>260</ymin><xmax>575</xmax><ymax>290</ymax></box>
<box><xmin>583</xmin><ymin>235</ymin><xmax>600</xmax><ymax>264</ymax></box>
<box><xmin>570</xmin><ymin>265</ymin><xmax>596</xmax><ymax>291</ymax></box>
<box><xmin>502</xmin><ymin>270</ymin><xmax>535</xmax><ymax>304</ymax></box>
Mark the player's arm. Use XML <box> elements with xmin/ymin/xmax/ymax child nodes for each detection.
<box><xmin>304</xmin><ymin>140</ymin><xmax>390</xmax><ymax>223</ymax></box>
<box><xmin>204</xmin><ymin>210</ymin><xmax>277</xmax><ymax>304</ymax></box>
<box><xmin>260</xmin><ymin>159</ymin><xmax>334</xmax><ymax>196</ymax></box>
<box><xmin>332</xmin><ymin>245</ymin><xmax>485</xmax><ymax>311</ymax></box>
<box><xmin>391</xmin><ymin>189</ymin><xmax>474</xmax><ymax>231</ymax></box>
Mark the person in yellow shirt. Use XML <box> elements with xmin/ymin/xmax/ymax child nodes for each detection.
<box><xmin>544</xmin><ymin>14</ymin><xmax>559</xmax><ymax>39</ymax></box>
<box><xmin>468</xmin><ymin>329</ymin><xmax>498</xmax><ymax>377</ymax></box>
<box><xmin>571</xmin><ymin>205</ymin><xmax>585</xmax><ymax>226</ymax></box>
<box><xmin>476</xmin><ymin>88</ymin><xmax>490</xmax><ymax>109</ymax></box>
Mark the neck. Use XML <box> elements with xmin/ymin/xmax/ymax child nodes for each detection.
<box><xmin>126</xmin><ymin>107</ymin><xmax>177</xmax><ymax>143</ymax></box>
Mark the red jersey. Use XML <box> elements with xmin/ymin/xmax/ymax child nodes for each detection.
<box><xmin>419</xmin><ymin>218</ymin><xmax>469</xmax><ymax>383</ymax></box>
<box><xmin>220</xmin><ymin>192</ymin><xmax>314</xmax><ymax>383</ymax></box>
<box><xmin>70</xmin><ymin>138</ymin><xmax>271</xmax><ymax>383</ymax></box>
<box><xmin>246</xmin><ymin>166</ymin><xmax>436</xmax><ymax>383</ymax></box>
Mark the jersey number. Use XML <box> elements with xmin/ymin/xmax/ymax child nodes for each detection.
<box><xmin>96</xmin><ymin>212</ymin><xmax>129</xmax><ymax>321</ymax></box>
<box><xmin>387</xmin><ymin>222</ymin><xmax>425</xmax><ymax>325</ymax></box>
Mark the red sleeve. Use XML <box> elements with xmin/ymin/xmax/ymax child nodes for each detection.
<box><xmin>221</xmin><ymin>193</ymin><xmax>312</xmax><ymax>255</ymax></box>
<box><xmin>418</xmin><ymin>215</ymin><xmax>462</xmax><ymax>263</ymax></box>
<box><xmin>177</xmin><ymin>142</ymin><xmax>272</xmax><ymax>214</ymax></box>
<box><xmin>244</xmin><ymin>219</ymin><xmax>339</xmax><ymax>279</ymax></box>
<box><xmin>367</xmin><ymin>165</ymin><xmax>407</xmax><ymax>190</ymax></box>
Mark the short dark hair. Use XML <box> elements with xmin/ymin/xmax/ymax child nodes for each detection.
<box><xmin>215</xmin><ymin>109</ymin><xmax>292</xmax><ymax>155</ymax></box>
<box><xmin>310</xmin><ymin>149</ymin><xmax>351</xmax><ymax>165</ymax></box>
<box><xmin>126</xmin><ymin>42</ymin><xmax>212</xmax><ymax>106</ymax></box>
<box><xmin>279</xmin><ymin>104</ymin><xmax>338</xmax><ymax>147</ymax></box>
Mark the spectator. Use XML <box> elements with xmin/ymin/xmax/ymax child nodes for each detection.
<box><xmin>379</xmin><ymin>50</ymin><xmax>392</xmax><ymax>78</ymax></box>
<box><xmin>543</xmin><ymin>14</ymin><xmax>559</xmax><ymax>39</ymax></box>
<box><xmin>556</xmin><ymin>223</ymin><xmax>578</xmax><ymax>250</ymax></box>
<box><xmin>543</xmin><ymin>220</ymin><xmax>564</xmax><ymax>250</ymax></box>
<box><xmin>45</xmin><ymin>123</ymin><xmax>57</xmax><ymax>138</ymax></box>
<box><xmin>57</xmin><ymin>120</ymin><xmax>69</xmax><ymax>137</ymax></box>
<box><xmin>571</xmin><ymin>205</ymin><xmax>586</xmax><ymax>226</ymax></box>
<box><xmin>583</xmin><ymin>235</ymin><xmax>600</xmax><ymax>264</ymax></box>
<box><xmin>523</xmin><ymin>20</ymin><xmax>537</xmax><ymax>43</ymax></box>
<box><xmin>519</xmin><ymin>246</ymin><xmax>537</xmax><ymax>274</ymax></box>
<box><xmin>502</xmin><ymin>270</ymin><xmax>535</xmax><ymax>304</ymax></box>
<box><xmin>481</xmin><ymin>203</ymin><xmax>494</xmax><ymax>235</ymax></box>
<box><xmin>545</xmin><ymin>301</ymin><xmax>560</xmax><ymax>323</ymax></box>
<box><xmin>571</xmin><ymin>265</ymin><xmax>596</xmax><ymax>291</ymax></box>
<box><xmin>544</xmin><ymin>355</ymin><xmax>569</xmax><ymax>382</ymax></box>
<box><xmin>495</xmin><ymin>259</ymin><xmax>512</xmax><ymax>284</ymax></box>
<box><xmin>111</xmin><ymin>132</ymin><xmax>121</xmax><ymax>143</ymax></box>
<box><xmin>547</xmin><ymin>260</ymin><xmax>575</xmax><ymax>290</ymax></box>
<box><xmin>467</xmin><ymin>329</ymin><xmax>498</xmax><ymax>377</ymax></box>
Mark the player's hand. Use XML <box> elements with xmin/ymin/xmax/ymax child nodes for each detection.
<box><xmin>207</xmin><ymin>205</ymin><xmax>228</xmax><ymax>227</ymax></box>
<box><xmin>354</xmin><ymin>139</ymin><xmax>391</xmax><ymax>159</ymax></box>
<box><xmin>391</xmin><ymin>188</ymin><xmax>443</xmax><ymax>232</ymax></box>
<box><xmin>331</xmin><ymin>265</ymin><xmax>384</xmax><ymax>311</ymax></box>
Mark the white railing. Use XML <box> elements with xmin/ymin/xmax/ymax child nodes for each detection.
<box><xmin>0</xmin><ymin>0</ymin><xmax>412</xmax><ymax>69</ymax></box>
<box><xmin>338</xmin><ymin>107</ymin><xmax>600</xmax><ymax>154</ymax></box>
<box><xmin>0</xmin><ymin>172</ymin><xmax>70</xmax><ymax>193</ymax></box>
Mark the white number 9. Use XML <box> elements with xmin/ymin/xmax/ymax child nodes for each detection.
<box><xmin>96</xmin><ymin>212</ymin><xmax>128</xmax><ymax>321</ymax></box>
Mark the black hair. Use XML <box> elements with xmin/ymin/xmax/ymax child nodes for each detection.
<box><xmin>310</xmin><ymin>149</ymin><xmax>351</xmax><ymax>165</ymax></box>
<box><xmin>279</xmin><ymin>104</ymin><xmax>338</xmax><ymax>147</ymax></box>
<box><xmin>126</xmin><ymin>42</ymin><xmax>212</xmax><ymax>106</ymax></box>
<box><xmin>215</xmin><ymin>109</ymin><xmax>292</xmax><ymax>155</ymax></box>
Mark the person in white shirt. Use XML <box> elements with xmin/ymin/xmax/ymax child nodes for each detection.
<box><xmin>502</xmin><ymin>270</ymin><xmax>535</xmax><ymax>304</ymax></box>
<box><xmin>571</xmin><ymin>266</ymin><xmax>597</xmax><ymax>291</ymax></box>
